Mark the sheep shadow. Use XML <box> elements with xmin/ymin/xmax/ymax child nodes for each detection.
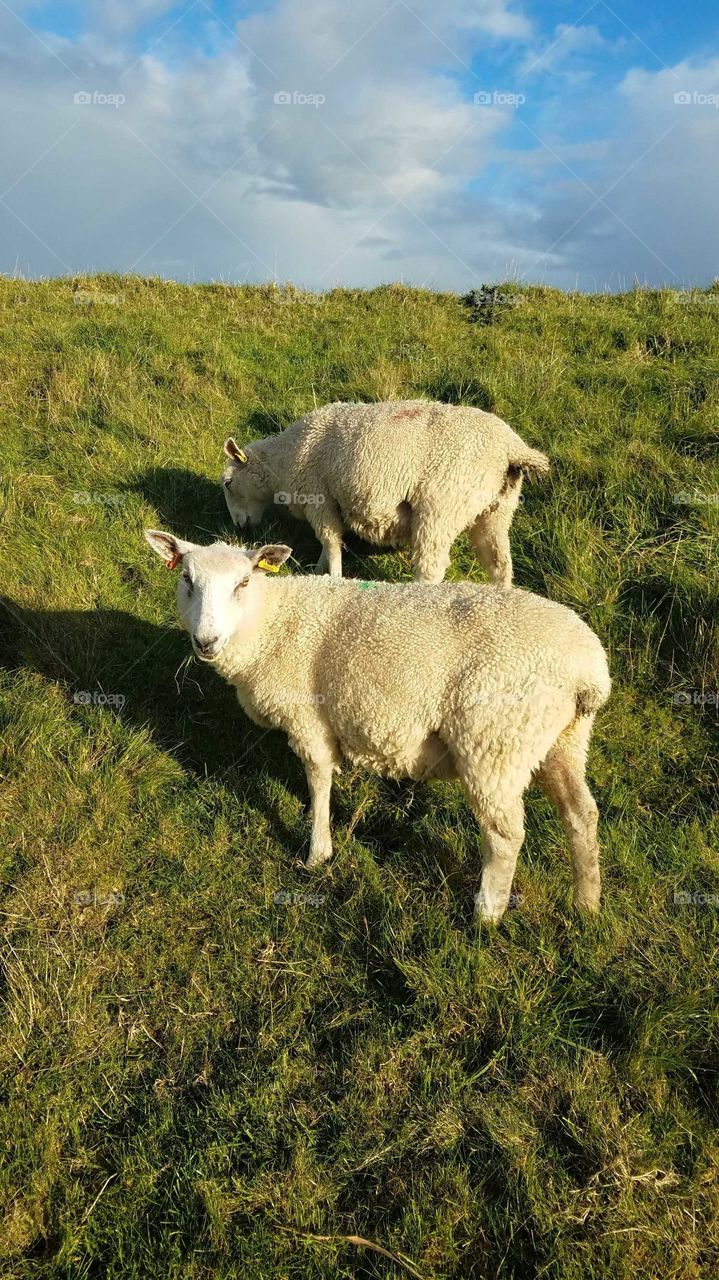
<box><xmin>620</xmin><ymin>573</ymin><xmax>719</xmax><ymax>683</ymax></box>
<box><xmin>124</xmin><ymin>466</ymin><xmax>231</xmax><ymax>541</ymax></box>
<box><xmin>0</xmin><ymin>593</ymin><xmax>313</xmax><ymax>861</ymax></box>
<box><xmin>341</xmin><ymin>777</ymin><xmax>477</xmax><ymax>926</ymax></box>
<box><xmin>420</xmin><ymin>377</ymin><xmax>494</xmax><ymax>411</ymax></box>
<box><xmin>129</xmin><ymin>466</ymin><xmax>402</xmax><ymax>578</ymax></box>
<box><xmin>0</xmin><ymin>590</ymin><xmax>469</xmax><ymax>905</ymax></box>
<box><xmin>243</xmin><ymin>406</ymin><xmax>295</xmax><ymax>435</ymax></box>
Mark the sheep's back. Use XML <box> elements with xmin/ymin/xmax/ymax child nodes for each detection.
<box><xmin>290</xmin><ymin>401</ymin><xmax>514</xmax><ymax>521</ymax></box>
<box><xmin>269</xmin><ymin>579</ymin><xmax>608</xmax><ymax>778</ymax></box>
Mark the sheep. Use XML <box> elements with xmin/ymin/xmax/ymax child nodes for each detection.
<box><xmin>221</xmin><ymin>400</ymin><xmax>549</xmax><ymax>585</ymax></box>
<box><xmin>144</xmin><ymin>530</ymin><xmax>611</xmax><ymax>924</ymax></box>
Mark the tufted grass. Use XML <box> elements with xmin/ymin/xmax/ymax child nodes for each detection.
<box><xmin>0</xmin><ymin>274</ymin><xmax>717</xmax><ymax>1279</ymax></box>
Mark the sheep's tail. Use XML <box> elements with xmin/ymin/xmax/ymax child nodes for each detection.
<box><xmin>575</xmin><ymin>656</ymin><xmax>612</xmax><ymax>717</ymax></box>
<box><xmin>507</xmin><ymin>443</ymin><xmax>550</xmax><ymax>483</ymax></box>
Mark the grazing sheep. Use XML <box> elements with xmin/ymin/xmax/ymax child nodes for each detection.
<box><xmin>222</xmin><ymin>400</ymin><xmax>549</xmax><ymax>585</ymax></box>
<box><xmin>145</xmin><ymin>530</ymin><xmax>611</xmax><ymax>924</ymax></box>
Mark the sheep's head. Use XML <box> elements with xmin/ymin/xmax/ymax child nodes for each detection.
<box><xmin>145</xmin><ymin>530</ymin><xmax>291</xmax><ymax>662</ymax></box>
<box><xmin>222</xmin><ymin>438</ymin><xmax>270</xmax><ymax>529</ymax></box>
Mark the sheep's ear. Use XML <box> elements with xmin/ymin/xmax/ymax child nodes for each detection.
<box><xmin>224</xmin><ymin>437</ymin><xmax>248</xmax><ymax>464</ymax></box>
<box><xmin>144</xmin><ymin>529</ymin><xmax>196</xmax><ymax>569</ymax></box>
<box><xmin>250</xmin><ymin>544</ymin><xmax>292</xmax><ymax>573</ymax></box>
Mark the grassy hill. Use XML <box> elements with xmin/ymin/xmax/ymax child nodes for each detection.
<box><xmin>0</xmin><ymin>275</ymin><xmax>717</xmax><ymax>1279</ymax></box>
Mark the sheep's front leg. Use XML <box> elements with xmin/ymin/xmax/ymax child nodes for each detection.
<box><xmin>315</xmin><ymin>545</ymin><xmax>330</xmax><ymax>574</ymax></box>
<box><xmin>309</xmin><ymin>501</ymin><xmax>344</xmax><ymax>577</ymax></box>
<box><xmin>304</xmin><ymin>758</ymin><xmax>334</xmax><ymax>869</ymax></box>
<box><xmin>314</xmin><ymin>539</ymin><xmax>342</xmax><ymax>576</ymax></box>
<box><xmin>468</xmin><ymin>482</ymin><xmax>522</xmax><ymax>590</ymax></box>
<box><xmin>410</xmin><ymin>506</ymin><xmax>452</xmax><ymax>583</ymax></box>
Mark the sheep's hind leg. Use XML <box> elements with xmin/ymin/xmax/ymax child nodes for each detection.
<box><xmin>304</xmin><ymin>758</ymin><xmax>335</xmax><ymax>870</ymax></box>
<box><xmin>461</xmin><ymin>787</ymin><xmax>525</xmax><ymax>924</ymax></box>
<box><xmin>536</xmin><ymin>718</ymin><xmax>601</xmax><ymax>911</ymax></box>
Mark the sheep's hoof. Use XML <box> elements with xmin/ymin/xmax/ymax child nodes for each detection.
<box><xmin>574</xmin><ymin>894</ymin><xmax>601</xmax><ymax>913</ymax></box>
<box><xmin>473</xmin><ymin>891</ymin><xmax>506</xmax><ymax>926</ymax></box>
<box><xmin>305</xmin><ymin>845</ymin><xmax>332</xmax><ymax>871</ymax></box>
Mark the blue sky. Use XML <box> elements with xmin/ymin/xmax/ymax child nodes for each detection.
<box><xmin>2</xmin><ymin>0</ymin><xmax>718</xmax><ymax>289</ymax></box>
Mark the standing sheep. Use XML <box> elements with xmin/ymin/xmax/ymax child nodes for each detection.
<box><xmin>222</xmin><ymin>400</ymin><xmax>549</xmax><ymax>585</ymax></box>
<box><xmin>145</xmin><ymin>530</ymin><xmax>611</xmax><ymax>924</ymax></box>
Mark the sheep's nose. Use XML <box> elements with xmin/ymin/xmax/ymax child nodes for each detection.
<box><xmin>194</xmin><ymin>634</ymin><xmax>220</xmax><ymax>658</ymax></box>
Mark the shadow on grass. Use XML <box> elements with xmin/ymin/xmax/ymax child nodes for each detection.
<box><xmin>0</xmin><ymin>592</ymin><xmax>319</xmax><ymax>863</ymax></box>
<box><xmin>125</xmin><ymin>466</ymin><xmax>230</xmax><ymax>541</ymax></box>
<box><xmin>420</xmin><ymin>376</ymin><xmax>494</xmax><ymax>411</ymax></box>
<box><xmin>338</xmin><ymin>778</ymin><xmax>476</xmax><ymax>927</ymax></box>
<box><xmin>619</xmin><ymin>572</ymin><xmax>719</xmax><ymax>680</ymax></box>
<box><xmin>243</xmin><ymin>405</ymin><xmax>295</xmax><ymax>436</ymax></box>
<box><xmin>129</xmin><ymin>465</ymin><xmax>405</xmax><ymax>578</ymax></box>
<box><xmin>0</xmin><ymin>593</ymin><xmax>459</xmax><ymax>890</ymax></box>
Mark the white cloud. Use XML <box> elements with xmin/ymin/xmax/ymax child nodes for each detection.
<box><xmin>514</xmin><ymin>59</ymin><xmax>719</xmax><ymax>289</ymax></box>
<box><xmin>98</xmin><ymin>0</ymin><xmax>178</xmax><ymax>35</ymax></box>
<box><xmin>0</xmin><ymin>2</ymin><xmax>716</xmax><ymax>289</ymax></box>
<box><xmin>518</xmin><ymin>22</ymin><xmax>618</xmax><ymax>78</ymax></box>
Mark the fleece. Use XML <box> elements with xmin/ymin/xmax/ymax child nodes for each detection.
<box><xmin>222</xmin><ymin>399</ymin><xmax>549</xmax><ymax>584</ymax></box>
<box><xmin>144</xmin><ymin>531</ymin><xmax>610</xmax><ymax>924</ymax></box>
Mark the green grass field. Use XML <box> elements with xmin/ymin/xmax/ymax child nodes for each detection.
<box><xmin>0</xmin><ymin>275</ymin><xmax>717</xmax><ymax>1279</ymax></box>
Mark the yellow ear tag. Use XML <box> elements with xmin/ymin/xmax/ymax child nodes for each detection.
<box><xmin>236</xmin><ymin>448</ymin><xmax>248</xmax><ymax>463</ymax></box>
<box><xmin>258</xmin><ymin>559</ymin><xmax>280</xmax><ymax>573</ymax></box>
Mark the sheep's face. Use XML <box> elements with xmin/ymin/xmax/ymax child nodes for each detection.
<box><xmin>222</xmin><ymin>438</ymin><xmax>268</xmax><ymax>529</ymax></box>
<box><xmin>144</xmin><ymin>531</ymin><xmax>291</xmax><ymax>663</ymax></box>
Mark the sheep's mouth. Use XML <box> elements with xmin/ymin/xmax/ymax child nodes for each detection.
<box><xmin>193</xmin><ymin>644</ymin><xmax>226</xmax><ymax>662</ymax></box>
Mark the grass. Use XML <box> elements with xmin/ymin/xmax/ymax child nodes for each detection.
<box><xmin>0</xmin><ymin>274</ymin><xmax>717</xmax><ymax>1279</ymax></box>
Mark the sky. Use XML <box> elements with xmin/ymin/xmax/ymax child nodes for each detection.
<box><xmin>1</xmin><ymin>0</ymin><xmax>718</xmax><ymax>290</ymax></box>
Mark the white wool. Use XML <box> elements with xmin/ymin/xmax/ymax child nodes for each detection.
<box><xmin>145</xmin><ymin>531</ymin><xmax>610</xmax><ymax>925</ymax></box>
<box><xmin>222</xmin><ymin>400</ymin><xmax>549</xmax><ymax>584</ymax></box>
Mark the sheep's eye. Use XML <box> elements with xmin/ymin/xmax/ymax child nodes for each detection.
<box><xmin>235</xmin><ymin>578</ymin><xmax>249</xmax><ymax>593</ymax></box>
<box><xmin>224</xmin><ymin>478</ymin><xmax>232</xmax><ymax>489</ymax></box>
<box><xmin>182</xmin><ymin>573</ymin><xmax>193</xmax><ymax>592</ymax></box>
